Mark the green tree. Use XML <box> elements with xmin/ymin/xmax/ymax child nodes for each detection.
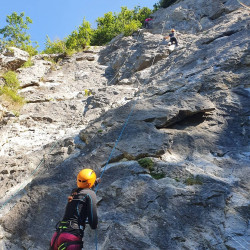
<box><xmin>114</xmin><ymin>6</ymin><xmax>144</xmax><ymax>35</ymax></box>
<box><xmin>91</xmin><ymin>6</ymin><xmax>149</xmax><ymax>46</ymax></box>
<box><xmin>133</xmin><ymin>6</ymin><xmax>153</xmax><ymax>24</ymax></box>
<box><xmin>156</xmin><ymin>0</ymin><xmax>179</xmax><ymax>8</ymax></box>
<box><xmin>0</xmin><ymin>71</ymin><xmax>25</xmax><ymax>107</ymax></box>
<box><xmin>66</xmin><ymin>18</ymin><xmax>93</xmax><ymax>50</ymax></box>
<box><xmin>44</xmin><ymin>19</ymin><xmax>93</xmax><ymax>54</ymax></box>
<box><xmin>43</xmin><ymin>36</ymin><xmax>67</xmax><ymax>54</ymax></box>
<box><xmin>91</xmin><ymin>12</ymin><xmax>116</xmax><ymax>45</ymax></box>
<box><xmin>0</xmin><ymin>12</ymin><xmax>38</xmax><ymax>55</ymax></box>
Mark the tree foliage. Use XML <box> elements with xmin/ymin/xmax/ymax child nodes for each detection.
<box><xmin>133</xmin><ymin>6</ymin><xmax>153</xmax><ymax>24</ymax></box>
<box><xmin>3</xmin><ymin>71</ymin><xmax>20</xmax><ymax>90</ymax></box>
<box><xmin>91</xmin><ymin>6</ymin><xmax>152</xmax><ymax>46</ymax></box>
<box><xmin>0</xmin><ymin>12</ymin><xmax>38</xmax><ymax>55</ymax></box>
<box><xmin>43</xmin><ymin>19</ymin><xmax>93</xmax><ymax>54</ymax></box>
<box><xmin>43</xmin><ymin>6</ymin><xmax>153</xmax><ymax>53</ymax></box>
<box><xmin>0</xmin><ymin>71</ymin><xmax>25</xmax><ymax>107</ymax></box>
<box><xmin>1</xmin><ymin>6</ymin><xmax>154</xmax><ymax>55</ymax></box>
<box><xmin>43</xmin><ymin>36</ymin><xmax>67</xmax><ymax>54</ymax></box>
<box><xmin>155</xmin><ymin>0</ymin><xmax>179</xmax><ymax>9</ymax></box>
<box><xmin>66</xmin><ymin>18</ymin><xmax>93</xmax><ymax>50</ymax></box>
<box><xmin>91</xmin><ymin>12</ymin><xmax>116</xmax><ymax>45</ymax></box>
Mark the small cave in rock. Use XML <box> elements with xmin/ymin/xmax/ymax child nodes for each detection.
<box><xmin>157</xmin><ymin>110</ymin><xmax>213</xmax><ymax>130</ymax></box>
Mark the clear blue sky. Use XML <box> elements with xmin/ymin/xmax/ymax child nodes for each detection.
<box><xmin>0</xmin><ymin>0</ymin><xmax>157</xmax><ymax>51</ymax></box>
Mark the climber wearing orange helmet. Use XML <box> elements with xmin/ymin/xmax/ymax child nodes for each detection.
<box><xmin>50</xmin><ymin>169</ymin><xmax>99</xmax><ymax>250</ymax></box>
<box><xmin>164</xmin><ymin>28</ymin><xmax>178</xmax><ymax>46</ymax></box>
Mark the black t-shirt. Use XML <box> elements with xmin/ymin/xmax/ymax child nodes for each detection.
<box><xmin>169</xmin><ymin>33</ymin><xmax>176</xmax><ymax>38</ymax></box>
<box><xmin>62</xmin><ymin>188</ymin><xmax>98</xmax><ymax>237</ymax></box>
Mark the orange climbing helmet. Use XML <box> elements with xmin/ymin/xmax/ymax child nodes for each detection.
<box><xmin>77</xmin><ymin>169</ymin><xmax>96</xmax><ymax>188</ymax></box>
<box><xmin>171</xmin><ymin>28</ymin><xmax>175</xmax><ymax>32</ymax></box>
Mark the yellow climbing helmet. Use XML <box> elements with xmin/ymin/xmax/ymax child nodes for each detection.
<box><xmin>77</xmin><ymin>169</ymin><xmax>96</xmax><ymax>188</ymax></box>
<box><xmin>171</xmin><ymin>28</ymin><xmax>175</xmax><ymax>32</ymax></box>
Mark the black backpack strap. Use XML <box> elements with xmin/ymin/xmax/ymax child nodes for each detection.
<box><xmin>58</xmin><ymin>240</ymin><xmax>83</xmax><ymax>250</ymax></box>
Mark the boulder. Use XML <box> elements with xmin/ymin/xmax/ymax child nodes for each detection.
<box><xmin>17</xmin><ymin>60</ymin><xmax>52</xmax><ymax>87</ymax></box>
<box><xmin>0</xmin><ymin>47</ymin><xmax>29</xmax><ymax>70</ymax></box>
<box><xmin>0</xmin><ymin>104</ymin><xmax>7</xmax><ymax>122</ymax></box>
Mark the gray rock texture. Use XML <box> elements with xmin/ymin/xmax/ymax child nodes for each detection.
<box><xmin>0</xmin><ymin>0</ymin><xmax>249</xmax><ymax>249</ymax></box>
<box><xmin>0</xmin><ymin>47</ymin><xmax>29</xmax><ymax>71</ymax></box>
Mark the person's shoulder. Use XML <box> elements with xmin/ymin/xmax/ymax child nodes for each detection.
<box><xmin>79</xmin><ymin>188</ymin><xmax>96</xmax><ymax>196</ymax></box>
<box><xmin>71</xmin><ymin>188</ymin><xmax>78</xmax><ymax>193</ymax></box>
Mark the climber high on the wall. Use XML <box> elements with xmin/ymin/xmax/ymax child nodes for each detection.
<box><xmin>164</xmin><ymin>28</ymin><xmax>179</xmax><ymax>46</ymax></box>
<box><xmin>50</xmin><ymin>169</ymin><xmax>99</xmax><ymax>250</ymax></box>
<box><xmin>144</xmin><ymin>17</ymin><xmax>153</xmax><ymax>29</ymax></box>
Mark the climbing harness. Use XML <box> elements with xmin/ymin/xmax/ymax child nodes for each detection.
<box><xmin>50</xmin><ymin>188</ymin><xmax>97</xmax><ymax>250</ymax></box>
<box><xmin>50</xmin><ymin>221</ymin><xmax>83</xmax><ymax>250</ymax></box>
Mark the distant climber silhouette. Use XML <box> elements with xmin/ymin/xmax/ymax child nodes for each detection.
<box><xmin>164</xmin><ymin>29</ymin><xmax>179</xmax><ymax>46</ymax></box>
<box><xmin>144</xmin><ymin>17</ymin><xmax>153</xmax><ymax>29</ymax></box>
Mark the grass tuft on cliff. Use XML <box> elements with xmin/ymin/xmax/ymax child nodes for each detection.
<box><xmin>138</xmin><ymin>157</ymin><xmax>166</xmax><ymax>180</ymax></box>
<box><xmin>0</xmin><ymin>71</ymin><xmax>25</xmax><ymax>110</ymax></box>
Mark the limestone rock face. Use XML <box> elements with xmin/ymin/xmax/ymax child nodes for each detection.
<box><xmin>17</xmin><ymin>58</ymin><xmax>52</xmax><ymax>88</ymax></box>
<box><xmin>0</xmin><ymin>47</ymin><xmax>29</xmax><ymax>70</ymax></box>
<box><xmin>151</xmin><ymin>0</ymin><xmax>241</xmax><ymax>34</ymax></box>
<box><xmin>0</xmin><ymin>104</ymin><xmax>7</xmax><ymax>122</ymax></box>
<box><xmin>0</xmin><ymin>1</ymin><xmax>249</xmax><ymax>250</ymax></box>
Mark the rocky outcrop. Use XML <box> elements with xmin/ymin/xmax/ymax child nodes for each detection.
<box><xmin>0</xmin><ymin>104</ymin><xmax>7</xmax><ymax>122</ymax></box>
<box><xmin>17</xmin><ymin>59</ymin><xmax>52</xmax><ymax>88</ymax></box>
<box><xmin>0</xmin><ymin>0</ymin><xmax>249</xmax><ymax>249</ymax></box>
<box><xmin>151</xmin><ymin>0</ymin><xmax>242</xmax><ymax>34</ymax></box>
<box><xmin>0</xmin><ymin>47</ymin><xmax>29</xmax><ymax>71</ymax></box>
<box><xmin>0</xmin><ymin>46</ymin><xmax>139</xmax><ymax>215</ymax></box>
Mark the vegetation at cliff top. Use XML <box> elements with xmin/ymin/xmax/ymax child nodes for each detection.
<box><xmin>154</xmin><ymin>0</ymin><xmax>179</xmax><ymax>10</ymax></box>
<box><xmin>43</xmin><ymin>6</ymin><xmax>152</xmax><ymax>54</ymax></box>
<box><xmin>0</xmin><ymin>1</ymin><xmax>177</xmax><ymax>55</ymax></box>
<box><xmin>0</xmin><ymin>12</ymin><xmax>38</xmax><ymax>56</ymax></box>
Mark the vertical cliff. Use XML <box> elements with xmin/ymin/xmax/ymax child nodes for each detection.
<box><xmin>0</xmin><ymin>0</ymin><xmax>249</xmax><ymax>249</ymax></box>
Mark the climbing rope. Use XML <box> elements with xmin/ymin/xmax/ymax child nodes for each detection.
<box><xmin>94</xmin><ymin>99</ymin><xmax>137</xmax><ymax>193</ymax></box>
<box><xmin>237</xmin><ymin>0</ymin><xmax>250</xmax><ymax>10</ymax></box>
<box><xmin>95</xmin><ymin>13</ymin><xmax>169</xmax><ymax>190</ymax></box>
<box><xmin>0</xmin><ymin>31</ymin><xmax>140</xmax><ymax>214</ymax></box>
<box><xmin>151</xmin><ymin>15</ymin><xmax>169</xmax><ymax>66</ymax></box>
<box><xmin>92</xmin><ymin>11</ymin><xmax>249</xmax><ymax>249</ymax></box>
<box><xmin>0</xmin><ymin>16</ymin><xmax>167</xmax><ymax>249</ymax></box>
<box><xmin>0</xmin><ymin>27</ymin><xmax>144</xmax><ymax>215</ymax></box>
<box><xmin>93</xmin><ymin>15</ymin><xmax>170</xmax><ymax>250</ymax></box>
<box><xmin>94</xmin><ymin>26</ymin><xmax>167</xmax><ymax>190</ymax></box>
